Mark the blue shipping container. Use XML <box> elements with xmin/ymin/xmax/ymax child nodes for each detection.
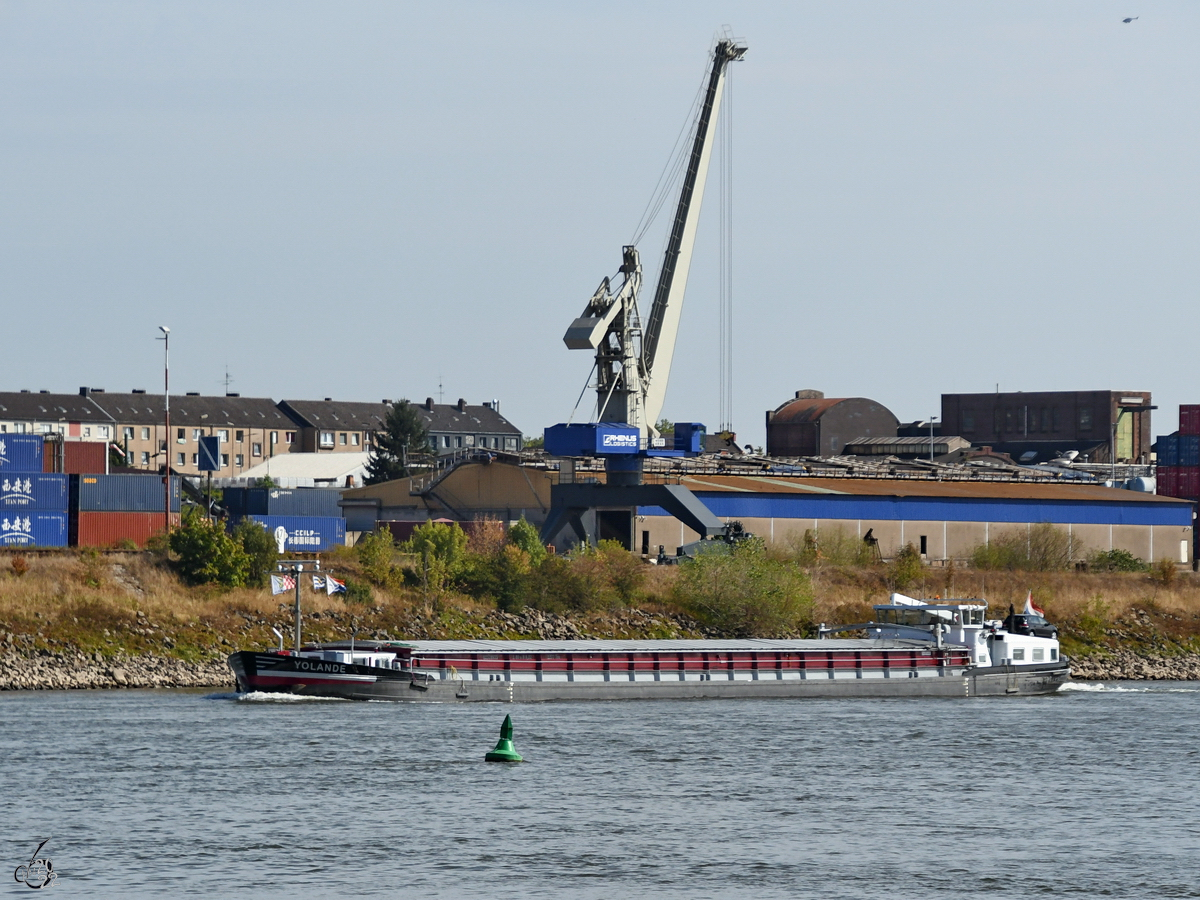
<box><xmin>0</xmin><ymin>511</ymin><xmax>67</xmax><ymax>547</ymax></box>
<box><xmin>72</xmin><ymin>474</ymin><xmax>181</xmax><ymax>512</ymax></box>
<box><xmin>1180</xmin><ymin>435</ymin><xmax>1200</xmax><ymax>467</ymax></box>
<box><xmin>0</xmin><ymin>435</ymin><xmax>44</xmax><ymax>473</ymax></box>
<box><xmin>246</xmin><ymin>515</ymin><xmax>346</xmax><ymax>552</ymax></box>
<box><xmin>224</xmin><ymin>487</ymin><xmax>343</xmax><ymax>518</ymax></box>
<box><xmin>1157</xmin><ymin>434</ymin><xmax>1180</xmax><ymax>467</ymax></box>
<box><xmin>0</xmin><ymin>473</ymin><xmax>67</xmax><ymax>509</ymax></box>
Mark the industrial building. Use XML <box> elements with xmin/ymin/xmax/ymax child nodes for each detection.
<box><xmin>635</xmin><ymin>474</ymin><xmax>1190</xmax><ymax>564</ymax></box>
<box><xmin>766</xmin><ymin>391</ymin><xmax>899</xmax><ymax>457</ymax></box>
<box><xmin>940</xmin><ymin>390</ymin><xmax>1153</xmax><ymax>464</ymax></box>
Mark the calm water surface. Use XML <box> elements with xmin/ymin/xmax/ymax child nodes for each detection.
<box><xmin>2</xmin><ymin>683</ymin><xmax>1198</xmax><ymax>898</ymax></box>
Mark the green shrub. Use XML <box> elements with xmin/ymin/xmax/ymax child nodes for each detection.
<box><xmin>357</xmin><ymin>526</ymin><xmax>399</xmax><ymax>588</ymax></box>
<box><xmin>1088</xmin><ymin>549</ymin><xmax>1148</xmax><ymax>573</ymax></box>
<box><xmin>343</xmin><ymin>579</ymin><xmax>373</xmax><ymax>606</ymax></box>
<box><xmin>970</xmin><ymin>523</ymin><xmax>1073</xmax><ymax>572</ymax></box>
<box><xmin>888</xmin><ymin>543</ymin><xmax>924</xmax><ymax>591</ymax></box>
<box><xmin>672</xmin><ymin>538</ymin><xmax>814</xmax><ymax>637</ymax></box>
<box><xmin>232</xmin><ymin>518</ymin><xmax>278</xmax><ymax>587</ymax></box>
<box><xmin>790</xmin><ymin>527</ymin><xmax>877</xmax><ymax>567</ymax></box>
<box><xmin>1151</xmin><ymin>557</ymin><xmax>1178</xmax><ymax>587</ymax></box>
<box><xmin>507</xmin><ymin>517</ymin><xmax>546</xmax><ymax>567</ymax></box>
<box><xmin>403</xmin><ymin>521</ymin><xmax>469</xmax><ymax>591</ymax></box>
<box><xmin>168</xmin><ymin>512</ymin><xmax>249</xmax><ymax>587</ymax></box>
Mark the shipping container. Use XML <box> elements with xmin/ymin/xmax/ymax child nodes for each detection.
<box><xmin>1180</xmin><ymin>435</ymin><xmax>1200</xmax><ymax>468</ymax></box>
<box><xmin>1</xmin><ymin>511</ymin><xmax>67</xmax><ymax>547</ymax></box>
<box><xmin>71</xmin><ymin>474</ymin><xmax>181</xmax><ymax>512</ymax></box>
<box><xmin>223</xmin><ymin>487</ymin><xmax>344</xmax><ymax>519</ymax></box>
<box><xmin>0</xmin><ymin>435</ymin><xmax>44</xmax><ymax>473</ymax></box>
<box><xmin>71</xmin><ymin>511</ymin><xmax>180</xmax><ymax>548</ymax></box>
<box><xmin>1157</xmin><ymin>466</ymin><xmax>1178</xmax><ymax>497</ymax></box>
<box><xmin>0</xmin><ymin>473</ymin><xmax>68</xmax><ymax>509</ymax></box>
<box><xmin>1157</xmin><ymin>434</ymin><xmax>1180</xmax><ymax>467</ymax></box>
<box><xmin>43</xmin><ymin>440</ymin><xmax>109</xmax><ymax>475</ymax></box>
<box><xmin>1181</xmin><ymin>405</ymin><xmax>1200</xmax><ymax>436</ymax></box>
<box><xmin>245</xmin><ymin>515</ymin><xmax>346</xmax><ymax>551</ymax></box>
<box><xmin>1180</xmin><ymin>467</ymin><xmax>1200</xmax><ymax>500</ymax></box>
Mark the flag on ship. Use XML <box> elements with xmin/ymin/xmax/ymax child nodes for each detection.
<box><xmin>1023</xmin><ymin>591</ymin><xmax>1045</xmax><ymax>617</ymax></box>
<box><xmin>311</xmin><ymin>575</ymin><xmax>326</xmax><ymax>591</ymax></box>
<box><xmin>326</xmin><ymin>576</ymin><xmax>346</xmax><ymax>595</ymax></box>
<box><xmin>270</xmin><ymin>574</ymin><xmax>296</xmax><ymax>595</ymax></box>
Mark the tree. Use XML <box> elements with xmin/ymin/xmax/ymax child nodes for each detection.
<box><xmin>507</xmin><ymin>517</ymin><xmax>546</xmax><ymax>567</ymax></box>
<box><xmin>168</xmin><ymin>511</ymin><xmax>250</xmax><ymax>587</ymax></box>
<box><xmin>365</xmin><ymin>399</ymin><xmax>432</xmax><ymax>485</ymax></box>
<box><xmin>403</xmin><ymin>520</ymin><xmax>469</xmax><ymax>591</ymax></box>
<box><xmin>232</xmin><ymin>518</ymin><xmax>278</xmax><ymax>588</ymax></box>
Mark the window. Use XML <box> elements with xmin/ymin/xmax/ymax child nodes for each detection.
<box><xmin>442</xmin><ymin>435</ymin><xmax>451</xmax><ymax>448</ymax></box>
<box><xmin>159</xmin><ymin>440</ymin><xmax>167</xmax><ymax>451</ymax></box>
<box><xmin>252</xmin><ymin>442</ymin><xmax>262</xmax><ymax>457</ymax></box>
<box><xmin>455</xmin><ymin>436</ymin><xmax>463</xmax><ymax>448</ymax></box>
<box><xmin>176</xmin><ymin>452</ymin><xmax>186</xmax><ymax>466</ymax></box>
<box><xmin>339</xmin><ymin>433</ymin><xmax>347</xmax><ymax>445</ymax></box>
<box><xmin>285</xmin><ymin>432</ymin><xmax>295</xmax><ymax>444</ymax></box>
<box><xmin>1040</xmin><ymin>408</ymin><xmax>1049</xmax><ymax>432</ymax></box>
<box><xmin>1079</xmin><ymin>407</ymin><xmax>1092</xmax><ymax>430</ymax></box>
<box><xmin>1032</xmin><ymin>648</ymin><xmax>1045</xmax><ymax>661</ymax></box>
<box><xmin>235</xmin><ymin>430</ymin><xmax>244</xmax><ymax>442</ymax></box>
<box><xmin>123</xmin><ymin>427</ymin><xmax>134</xmax><ymax>440</ymax></box>
<box><xmin>220</xmin><ymin>453</ymin><xmax>229</xmax><ymax>466</ymax></box>
<box><xmin>98</xmin><ymin>425</ymin><xmax>109</xmax><ymax>438</ymax></box>
<box><xmin>235</xmin><ymin>454</ymin><xmax>244</xmax><ymax>467</ymax></box>
<box><xmin>270</xmin><ymin>431</ymin><xmax>278</xmax><ymax>444</ymax></box>
<box><xmin>177</xmin><ymin>428</ymin><xmax>186</xmax><ymax>443</ymax></box>
<box><xmin>43</xmin><ymin>424</ymin><xmax>55</xmax><ymax>434</ymax></box>
<box><xmin>961</xmin><ymin>410</ymin><xmax>975</xmax><ymax>433</ymax></box>
<box><xmin>191</xmin><ymin>453</ymin><xmax>198</xmax><ymax>465</ymax></box>
<box><xmin>140</xmin><ymin>451</ymin><xmax>150</xmax><ymax>465</ymax></box>
<box><xmin>217</xmin><ymin>430</ymin><xmax>228</xmax><ymax>442</ymax></box>
<box><xmin>319</xmin><ymin>431</ymin><xmax>334</xmax><ymax>448</ymax></box>
<box><xmin>464</xmin><ymin>435</ymin><xmax>475</xmax><ymax>447</ymax></box>
<box><xmin>351</xmin><ymin>433</ymin><xmax>360</xmax><ymax>446</ymax></box>
<box><xmin>141</xmin><ymin>427</ymin><xmax>150</xmax><ymax>440</ymax></box>
<box><xmin>504</xmin><ymin>437</ymin><xmax>517</xmax><ymax>451</ymax></box>
<box><xmin>1012</xmin><ymin>648</ymin><xmax>1025</xmax><ymax>661</ymax></box>
<box><xmin>1004</xmin><ymin>409</ymin><xmax>1014</xmax><ymax>431</ymax></box>
<box><xmin>192</xmin><ymin>429</ymin><xmax>203</xmax><ymax>441</ymax></box>
<box><xmin>1051</xmin><ymin>648</ymin><xmax>1058</xmax><ymax>661</ymax></box>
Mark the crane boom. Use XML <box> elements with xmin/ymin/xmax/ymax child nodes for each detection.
<box><xmin>562</xmin><ymin>37</ymin><xmax>745</xmax><ymax>444</ymax></box>
<box><xmin>640</xmin><ymin>38</ymin><xmax>746</xmax><ymax>429</ymax></box>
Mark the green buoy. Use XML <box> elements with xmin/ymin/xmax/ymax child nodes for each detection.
<box><xmin>484</xmin><ymin>714</ymin><xmax>523</xmax><ymax>762</ymax></box>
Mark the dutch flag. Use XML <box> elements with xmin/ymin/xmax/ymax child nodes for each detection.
<box><xmin>1023</xmin><ymin>591</ymin><xmax>1045</xmax><ymax>617</ymax></box>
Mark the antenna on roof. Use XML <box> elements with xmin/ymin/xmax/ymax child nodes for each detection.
<box><xmin>438</xmin><ymin>374</ymin><xmax>444</xmax><ymax>405</ymax></box>
<box><xmin>221</xmin><ymin>365</ymin><xmax>234</xmax><ymax>395</ymax></box>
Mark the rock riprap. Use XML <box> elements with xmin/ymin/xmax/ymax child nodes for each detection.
<box><xmin>1</xmin><ymin>650</ymin><xmax>235</xmax><ymax>691</ymax></box>
<box><xmin>1067</xmin><ymin>649</ymin><xmax>1200</xmax><ymax>681</ymax></box>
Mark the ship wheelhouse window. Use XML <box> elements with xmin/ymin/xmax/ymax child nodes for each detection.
<box><xmin>1033</xmin><ymin>648</ymin><xmax>1044</xmax><ymax>661</ymax></box>
<box><xmin>1012</xmin><ymin>648</ymin><xmax>1025</xmax><ymax>661</ymax></box>
<box><xmin>1051</xmin><ymin>648</ymin><xmax>1058</xmax><ymax>661</ymax></box>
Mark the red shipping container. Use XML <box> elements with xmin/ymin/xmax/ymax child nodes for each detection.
<box><xmin>1157</xmin><ymin>466</ymin><xmax>1176</xmax><ymax>497</ymax></box>
<box><xmin>42</xmin><ymin>440</ymin><xmax>109</xmax><ymax>475</ymax></box>
<box><xmin>1181</xmin><ymin>467</ymin><xmax>1200</xmax><ymax>500</ymax></box>
<box><xmin>72</xmin><ymin>511</ymin><xmax>179</xmax><ymax>549</ymax></box>
<box><xmin>1181</xmin><ymin>405</ymin><xmax>1200</xmax><ymax>436</ymax></box>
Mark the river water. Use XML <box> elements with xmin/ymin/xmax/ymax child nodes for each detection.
<box><xmin>2</xmin><ymin>683</ymin><xmax>1198</xmax><ymax>899</ymax></box>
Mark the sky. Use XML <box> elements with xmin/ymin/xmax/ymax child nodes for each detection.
<box><xmin>2</xmin><ymin>1</ymin><xmax>1197</xmax><ymax>446</ymax></box>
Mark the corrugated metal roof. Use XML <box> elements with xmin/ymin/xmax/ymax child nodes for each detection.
<box><xmin>678</xmin><ymin>473</ymin><xmax>1188</xmax><ymax>504</ymax></box>
<box><xmin>768</xmin><ymin>397</ymin><xmax>848</xmax><ymax>425</ymax></box>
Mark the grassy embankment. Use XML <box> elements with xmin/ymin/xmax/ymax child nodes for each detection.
<box><xmin>2</xmin><ymin>548</ymin><xmax>1200</xmax><ymax>662</ymax></box>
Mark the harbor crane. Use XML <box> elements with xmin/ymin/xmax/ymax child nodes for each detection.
<box><xmin>542</xmin><ymin>36</ymin><xmax>747</xmax><ymax>551</ymax></box>
<box><xmin>563</xmin><ymin>38</ymin><xmax>746</xmax><ymax>445</ymax></box>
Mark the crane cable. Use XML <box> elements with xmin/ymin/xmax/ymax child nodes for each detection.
<box><xmin>718</xmin><ymin>63</ymin><xmax>734</xmax><ymax>434</ymax></box>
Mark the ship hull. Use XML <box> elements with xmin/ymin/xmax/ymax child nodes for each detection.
<box><xmin>229</xmin><ymin>651</ymin><xmax>1069</xmax><ymax>702</ymax></box>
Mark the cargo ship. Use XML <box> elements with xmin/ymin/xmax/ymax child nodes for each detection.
<box><xmin>227</xmin><ymin>595</ymin><xmax>1070</xmax><ymax>701</ymax></box>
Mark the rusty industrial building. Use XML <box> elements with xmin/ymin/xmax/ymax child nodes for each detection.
<box><xmin>765</xmin><ymin>391</ymin><xmax>899</xmax><ymax>457</ymax></box>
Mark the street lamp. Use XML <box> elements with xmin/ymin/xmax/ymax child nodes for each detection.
<box><xmin>158</xmin><ymin>326</ymin><xmax>171</xmax><ymax>535</ymax></box>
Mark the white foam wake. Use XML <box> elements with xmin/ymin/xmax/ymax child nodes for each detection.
<box><xmin>234</xmin><ymin>691</ymin><xmax>350</xmax><ymax>703</ymax></box>
<box><xmin>1059</xmin><ymin>682</ymin><xmax>1200</xmax><ymax>693</ymax></box>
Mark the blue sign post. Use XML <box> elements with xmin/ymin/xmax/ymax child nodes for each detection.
<box><xmin>198</xmin><ymin>435</ymin><xmax>222</xmax><ymax>520</ymax></box>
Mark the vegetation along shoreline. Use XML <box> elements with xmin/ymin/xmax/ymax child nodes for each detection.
<box><xmin>4</xmin><ymin>516</ymin><xmax>1200</xmax><ymax>690</ymax></box>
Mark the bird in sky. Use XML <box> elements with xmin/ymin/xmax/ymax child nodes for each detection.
<box><xmin>1122</xmin><ymin>17</ymin><xmax>1139</xmax><ymax>23</ymax></box>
